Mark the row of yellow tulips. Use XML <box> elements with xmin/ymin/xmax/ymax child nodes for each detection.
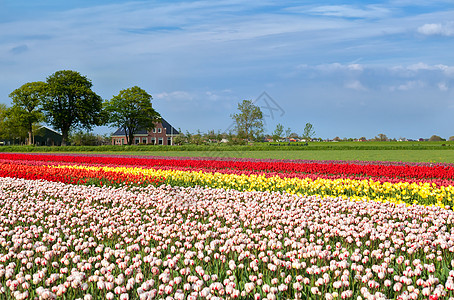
<box><xmin>53</xmin><ymin>165</ymin><xmax>454</xmax><ymax>208</ymax></box>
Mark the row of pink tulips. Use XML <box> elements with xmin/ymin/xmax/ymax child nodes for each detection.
<box><xmin>1</xmin><ymin>176</ymin><xmax>454</xmax><ymax>299</ymax></box>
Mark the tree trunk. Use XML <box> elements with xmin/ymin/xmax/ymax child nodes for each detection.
<box><xmin>28</xmin><ymin>131</ymin><xmax>33</xmax><ymax>145</ymax></box>
<box><xmin>126</xmin><ymin>127</ymin><xmax>134</xmax><ymax>145</ymax></box>
<box><xmin>28</xmin><ymin>123</ymin><xmax>33</xmax><ymax>146</ymax></box>
<box><xmin>128</xmin><ymin>132</ymin><xmax>133</xmax><ymax>145</ymax></box>
<box><xmin>61</xmin><ymin>130</ymin><xmax>69</xmax><ymax>146</ymax></box>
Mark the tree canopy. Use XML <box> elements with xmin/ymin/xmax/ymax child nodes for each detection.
<box><xmin>8</xmin><ymin>81</ymin><xmax>46</xmax><ymax>145</ymax></box>
<box><xmin>429</xmin><ymin>135</ymin><xmax>444</xmax><ymax>141</ymax></box>
<box><xmin>104</xmin><ymin>86</ymin><xmax>161</xmax><ymax>145</ymax></box>
<box><xmin>272</xmin><ymin>123</ymin><xmax>284</xmax><ymax>141</ymax></box>
<box><xmin>231</xmin><ymin>100</ymin><xmax>263</xmax><ymax>141</ymax></box>
<box><xmin>374</xmin><ymin>133</ymin><xmax>389</xmax><ymax>142</ymax></box>
<box><xmin>43</xmin><ymin>70</ymin><xmax>105</xmax><ymax>145</ymax></box>
<box><xmin>302</xmin><ymin>123</ymin><xmax>315</xmax><ymax>141</ymax></box>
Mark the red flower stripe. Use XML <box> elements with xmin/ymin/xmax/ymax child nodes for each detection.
<box><xmin>0</xmin><ymin>153</ymin><xmax>453</xmax><ymax>181</ymax></box>
<box><xmin>3</xmin><ymin>157</ymin><xmax>454</xmax><ymax>186</ymax></box>
<box><xmin>0</xmin><ymin>162</ymin><xmax>165</xmax><ymax>187</ymax></box>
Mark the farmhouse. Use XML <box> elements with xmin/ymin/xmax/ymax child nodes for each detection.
<box><xmin>111</xmin><ymin>118</ymin><xmax>179</xmax><ymax>145</ymax></box>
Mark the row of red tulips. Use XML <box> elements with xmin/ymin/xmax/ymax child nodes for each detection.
<box><xmin>4</xmin><ymin>157</ymin><xmax>454</xmax><ymax>187</ymax></box>
<box><xmin>1</xmin><ymin>153</ymin><xmax>453</xmax><ymax>181</ymax></box>
<box><xmin>0</xmin><ymin>162</ymin><xmax>165</xmax><ymax>187</ymax></box>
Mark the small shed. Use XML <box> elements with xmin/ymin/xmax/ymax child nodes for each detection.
<box><xmin>34</xmin><ymin>126</ymin><xmax>63</xmax><ymax>146</ymax></box>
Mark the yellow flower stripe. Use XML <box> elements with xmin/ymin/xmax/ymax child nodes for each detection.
<box><xmin>51</xmin><ymin>165</ymin><xmax>454</xmax><ymax>208</ymax></box>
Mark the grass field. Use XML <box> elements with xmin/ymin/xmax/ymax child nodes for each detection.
<box><xmin>2</xmin><ymin>141</ymin><xmax>454</xmax><ymax>163</ymax></box>
<box><xmin>101</xmin><ymin>149</ymin><xmax>454</xmax><ymax>163</ymax></box>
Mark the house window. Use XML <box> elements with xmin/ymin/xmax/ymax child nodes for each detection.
<box><xmin>122</xmin><ymin>138</ymin><xmax>125</xmax><ymax>145</ymax></box>
<box><xmin>158</xmin><ymin>138</ymin><xmax>163</xmax><ymax>145</ymax></box>
<box><xmin>153</xmin><ymin>128</ymin><xmax>156</xmax><ymax>133</ymax></box>
<box><xmin>158</xmin><ymin>128</ymin><xmax>162</xmax><ymax>133</ymax></box>
<box><xmin>142</xmin><ymin>138</ymin><xmax>147</xmax><ymax>144</ymax></box>
<box><xmin>167</xmin><ymin>137</ymin><xmax>172</xmax><ymax>145</ymax></box>
<box><xmin>151</xmin><ymin>138</ymin><xmax>156</xmax><ymax>144</ymax></box>
<box><xmin>135</xmin><ymin>138</ymin><xmax>140</xmax><ymax>144</ymax></box>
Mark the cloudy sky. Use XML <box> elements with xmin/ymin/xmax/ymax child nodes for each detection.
<box><xmin>1</xmin><ymin>0</ymin><xmax>453</xmax><ymax>139</ymax></box>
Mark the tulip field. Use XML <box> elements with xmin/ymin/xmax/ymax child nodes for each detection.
<box><xmin>2</xmin><ymin>153</ymin><xmax>454</xmax><ymax>299</ymax></box>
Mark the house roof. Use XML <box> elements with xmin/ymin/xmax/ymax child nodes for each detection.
<box><xmin>112</xmin><ymin>128</ymin><xmax>148</xmax><ymax>136</ymax></box>
<box><xmin>112</xmin><ymin>118</ymin><xmax>179</xmax><ymax>136</ymax></box>
<box><xmin>37</xmin><ymin>125</ymin><xmax>62</xmax><ymax>136</ymax></box>
<box><xmin>161</xmin><ymin>118</ymin><xmax>179</xmax><ymax>135</ymax></box>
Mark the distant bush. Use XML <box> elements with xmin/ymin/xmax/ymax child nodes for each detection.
<box><xmin>429</xmin><ymin>135</ymin><xmax>445</xmax><ymax>141</ymax></box>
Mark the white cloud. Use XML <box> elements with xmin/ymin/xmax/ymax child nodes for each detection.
<box><xmin>155</xmin><ymin>91</ymin><xmax>194</xmax><ymax>101</ymax></box>
<box><xmin>347</xmin><ymin>64</ymin><xmax>364</xmax><ymax>71</ymax></box>
<box><xmin>435</xmin><ymin>64</ymin><xmax>454</xmax><ymax>77</ymax></box>
<box><xmin>313</xmin><ymin>63</ymin><xmax>364</xmax><ymax>73</ymax></box>
<box><xmin>438</xmin><ymin>82</ymin><xmax>448</xmax><ymax>91</ymax></box>
<box><xmin>306</xmin><ymin>5</ymin><xmax>391</xmax><ymax>19</ymax></box>
<box><xmin>391</xmin><ymin>80</ymin><xmax>426</xmax><ymax>91</ymax></box>
<box><xmin>391</xmin><ymin>0</ymin><xmax>454</xmax><ymax>6</ymax></box>
<box><xmin>155</xmin><ymin>89</ymin><xmax>236</xmax><ymax>105</ymax></box>
<box><xmin>345</xmin><ymin>80</ymin><xmax>367</xmax><ymax>91</ymax></box>
<box><xmin>417</xmin><ymin>22</ymin><xmax>454</xmax><ymax>36</ymax></box>
<box><xmin>390</xmin><ymin>63</ymin><xmax>454</xmax><ymax>78</ymax></box>
<box><xmin>407</xmin><ymin>62</ymin><xmax>434</xmax><ymax>71</ymax></box>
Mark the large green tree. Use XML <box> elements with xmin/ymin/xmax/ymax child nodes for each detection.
<box><xmin>104</xmin><ymin>86</ymin><xmax>161</xmax><ymax>145</ymax></box>
<box><xmin>43</xmin><ymin>70</ymin><xmax>105</xmax><ymax>145</ymax></box>
<box><xmin>231</xmin><ymin>100</ymin><xmax>263</xmax><ymax>141</ymax></box>
<box><xmin>8</xmin><ymin>81</ymin><xmax>46</xmax><ymax>145</ymax></box>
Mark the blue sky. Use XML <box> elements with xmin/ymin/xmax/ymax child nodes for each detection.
<box><xmin>1</xmin><ymin>0</ymin><xmax>453</xmax><ymax>139</ymax></box>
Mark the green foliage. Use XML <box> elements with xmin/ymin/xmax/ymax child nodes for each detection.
<box><xmin>227</xmin><ymin>137</ymin><xmax>247</xmax><ymax>145</ymax></box>
<box><xmin>69</xmin><ymin>131</ymin><xmax>110</xmax><ymax>146</ymax></box>
<box><xmin>272</xmin><ymin>123</ymin><xmax>284</xmax><ymax>141</ymax></box>
<box><xmin>172</xmin><ymin>134</ymin><xmax>186</xmax><ymax>145</ymax></box>
<box><xmin>429</xmin><ymin>135</ymin><xmax>445</xmax><ymax>141</ymax></box>
<box><xmin>285</xmin><ymin>127</ymin><xmax>292</xmax><ymax>139</ymax></box>
<box><xmin>3</xmin><ymin>107</ymin><xmax>29</xmax><ymax>142</ymax></box>
<box><xmin>205</xmin><ymin>129</ymin><xmax>224</xmax><ymax>143</ymax></box>
<box><xmin>8</xmin><ymin>81</ymin><xmax>46</xmax><ymax>145</ymax></box>
<box><xmin>189</xmin><ymin>131</ymin><xmax>205</xmax><ymax>145</ymax></box>
<box><xmin>104</xmin><ymin>86</ymin><xmax>160</xmax><ymax>145</ymax></box>
<box><xmin>0</xmin><ymin>104</ymin><xmax>8</xmax><ymax>140</ymax></box>
<box><xmin>231</xmin><ymin>100</ymin><xmax>264</xmax><ymax>141</ymax></box>
<box><xmin>374</xmin><ymin>133</ymin><xmax>389</xmax><ymax>141</ymax></box>
<box><xmin>0</xmin><ymin>104</ymin><xmax>29</xmax><ymax>143</ymax></box>
<box><xmin>43</xmin><ymin>70</ymin><xmax>105</xmax><ymax>145</ymax></box>
<box><xmin>302</xmin><ymin>123</ymin><xmax>315</xmax><ymax>141</ymax></box>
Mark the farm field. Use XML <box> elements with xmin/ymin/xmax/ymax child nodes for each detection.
<box><xmin>100</xmin><ymin>149</ymin><xmax>454</xmax><ymax>163</ymax></box>
<box><xmin>1</xmin><ymin>152</ymin><xmax>454</xmax><ymax>299</ymax></box>
<box><xmin>1</xmin><ymin>141</ymin><xmax>454</xmax><ymax>163</ymax></box>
